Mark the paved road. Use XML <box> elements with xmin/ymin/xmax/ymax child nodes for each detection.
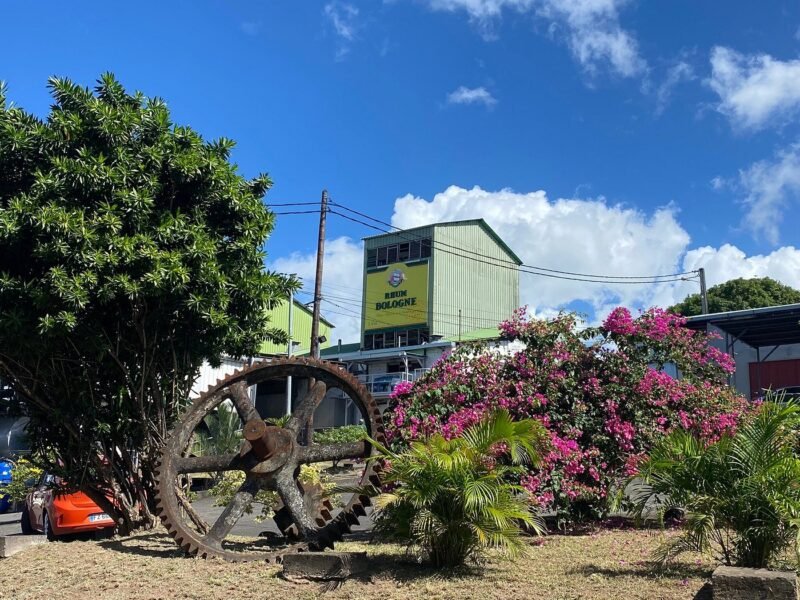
<box><xmin>0</xmin><ymin>510</ymin><xmax>22</xmax><ymax>537</ymax></box>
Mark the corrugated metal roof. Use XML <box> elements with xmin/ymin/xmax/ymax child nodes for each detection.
<box><xmin>685</xmin><ymin>302</ymin><xmax>800</xmax><ymax>347</ymax></box>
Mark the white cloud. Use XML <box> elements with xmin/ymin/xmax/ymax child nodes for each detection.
<box><xmin>710</xmin><ymin>176</ymin><xmax>727</xmax><ymax>190</ymax></box>
<box><xmin>391</xmin><ymin>185</ymin><xmax>689</xmax><ymax>314</ymax></box>
<box><xmin>270</xmin><ymin>186</ymin><xmax>800</xmax><ymax>340</ymax></box>
<box><xmin>420</xmin><ymin>0</ymin><xmax>646</xmax><ymax>77</ymax></box>
<box><xmin>737</xmin><ymin>142</ymin><xmax>800</xmax><ymax>245</ymax></box>
<box><xmin>446</xmin><ymin>86</ymin><xmax>498</xmax><ymax>107</ymax></box>
<box><xmin>271</xmin><ymin>237</ymin><xmax>365</xmax><ymax>344</ymax></box>
<box><xmin>240</xmin><ymin>21</ymin><xmax>261</xmax><ymax>36</ymax></box>
<box><xmin>324</xmin><ymin>1</ymin><xmax>359</xmax><ymax>59</ymax></box>
<box><xmin>390</xmin><ymin>185</ymin><xmax>800</xmax><ymax>319</ymax></box>
<box><xmin>655</xmin><ymin>61</ymin><xmax>694</xmax><ymax>114</ymax></box>
<box><xmin>708</xmin><ymin>46</ymin><xmax>800</xmax><ymax>131</ymax></box>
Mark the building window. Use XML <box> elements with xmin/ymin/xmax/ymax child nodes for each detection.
<box><xmin>367</xmin><ymin>238</ymin><xmax>432</xmax><ymax>268</ymax></box>
<box><xmin>363</xmin><ymin>327</ymin><xmax>429</xmax><ymax>350</ymax></box>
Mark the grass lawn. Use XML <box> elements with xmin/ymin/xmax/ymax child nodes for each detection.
<box><xmin>0</xmin><ymin>527</ymin><xmax>714</xmax><ymax>599</ymax></box>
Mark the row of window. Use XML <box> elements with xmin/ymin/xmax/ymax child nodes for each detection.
<box><xmin>363</xmin><ymin>327</ymin><xmax>430</xmax><ymax>350</ymax></box>
<box><xmin>366</xmin><ymin>238</ymin><xmax>432</xmax><ymax>268</ymax></box>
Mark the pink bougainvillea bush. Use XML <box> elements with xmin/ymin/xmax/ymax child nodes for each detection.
<box><xmin>384</xmin><ymin>307</ymin><xmax>748</xmax><ymax>523</ymax></box>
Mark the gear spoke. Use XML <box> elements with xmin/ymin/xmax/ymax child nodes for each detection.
<box><xmin>175</xmin><ymin>454</ymin><xmax>244</xmax><ymax>474</ymax></box>
<box><xmin>205</xmin><ymin>477</ymin><xmax>260</xmax><ymax>546</ymax></box>
<box><xmin>275</xmin><ymin>468</ymin><xmax>319</xmax><ymax>539</ymax></box>
<box><xmin>155</xmin><ymin>357</ymin><xmax>384</xmax><ymax>562</ymax></box>
<box><xmin>228</xmin><ymin>380</ymin><xmax>259</xmax><ymax>423</ymax></box>
<box><xmin>297</xmin><ymin>441</ymin><xmax>367</xmax><ymax>464</ymax></box>
<box><xmin>286</xmin><ymin>380</ymin><xmax>327</xmax><ymax>434</ymax></box>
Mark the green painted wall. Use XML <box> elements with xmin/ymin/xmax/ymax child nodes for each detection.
<box><xmin>258</xmin><ymin>299</ymin><xmax>333</xmax><ymax>356</ymax></box>
<box><xmin>430</xmin><ymin>221</ymin><xmax>519</xmax><ymax>341</ymax></box>
<box><xmin>360</xmin><ymin>220</ymin><xmax>520</xmax><ymax>345</ymax></box>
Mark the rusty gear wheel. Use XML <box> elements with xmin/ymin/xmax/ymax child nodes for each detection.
<box><xmin>154</xmin><ymin>357</ymin><xmax>384</xmax><ymax>562</ymax></box>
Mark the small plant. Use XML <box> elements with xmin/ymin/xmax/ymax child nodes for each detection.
<box><xmin>194</xmin><ymin>401</ymin><xmax>242</xmax><ymax>460</ymax></box>
<box><xmin>632</xmin><ymin>399</ymin><xmax>800</xmax><ymax>568</ymax></box>
<box><xmin>363</xmin><ymin>410</ymin><xmax>546</xmax><ymax>568</ymax></box>
<box><xmin>313</xmin><ymin>425</ymin><xmax>367</xmax><ymax>468</ymax></box>
<box><xmin>208</xmin><ymin>464</ymin><xmax>337</xmax><ymax>522</ymax></box>
<box><xmin>5</xmin><ymin>459</ymin><xmax>42</xmax><ymax>502</ymax></box>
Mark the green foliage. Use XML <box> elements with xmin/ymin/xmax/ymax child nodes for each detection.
<box><xmin>313</xmin><ymin>425</ymin><xmax>366</xmax><ymax>467</ymax></box>
<box><xmin>0</xmin><ymin>74</ymin><xmax>297</xmax><ymax>531</ymax></box>
<box><xmin>194</xmin><ymin>402</ymin><xmax>242</xmax><ymax>459</ymax></box>
<box><xmin>632</xmin><ymin>399</ymin><xmax>800</xmax><ymax>568</ymax></box>
<box><xmin>671</xmin><ymin>277</ymin><xmax>800</xmax><ymax>316</ymax></box>
<box><xmin>208</xmin><ymin>464</ymin><xmax>335</xmax><ymax>522</ymax></box>
<box><xmin>367</xmin><ymin>410</ymin><xmax>546</xmax><ymax>568</ymax></box>
<box><xmin>5</xmin><ymin>459</ymin><xmax>42</xmax><ymax>502</ymax></box>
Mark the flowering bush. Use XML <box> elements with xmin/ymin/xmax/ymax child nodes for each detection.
<box><xmin>385</xmin><ymin>307</ymin><xmax>748</xmax><ymax>523</ymax></box>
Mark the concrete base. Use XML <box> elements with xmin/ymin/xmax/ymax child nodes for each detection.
<box><xmin>281</xmin><ymin>551</ymin><xmax>367</xmax><ymax>582</ymax></box>
<box><xmin>0</xmin><ymin>535</ymin><xmax>47</xmax><ymax>558</ymax></box>
<box><xmin>713</xmin><ymin>565</ymin><xmax>797</xmax><ymax>599</ymax></box>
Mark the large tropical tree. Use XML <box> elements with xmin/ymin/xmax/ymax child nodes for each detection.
<box><xmin>0</xmin><ymin>74</ymin><xmax>297</xmax><ymax>532</ymax></box>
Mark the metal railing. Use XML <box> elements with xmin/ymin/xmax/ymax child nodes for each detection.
<box><xmin>353</xmin><ymin>369</ymin><xmax>431</xmax><ymax>396</ymax></box>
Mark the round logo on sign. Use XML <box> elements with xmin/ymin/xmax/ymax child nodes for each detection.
<box><xmin>388</xmin><ymin>269</ymin><xmax>405</xmax><ymax>287</ymax></box>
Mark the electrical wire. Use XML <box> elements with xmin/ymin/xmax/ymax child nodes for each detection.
<box><xmin>329</xmin><ymin>209</ymin><xmax>696</xmax><ymax>285</ymax></box>
<box><xmin>329</xmin><ymin>200</ymin><xmax>697</xmax><ymax>281</ymax></box>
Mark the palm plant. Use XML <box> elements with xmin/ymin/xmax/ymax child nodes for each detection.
<box><xmin>194</xmin><ymin>401</ymin><xmax>242</xmax><ymax>459</ymax></box>
<box><xmin>632</xmin><ymin>400</ymin><xmax>800</xmax><ymax>568</ymax></box>
<box><xmin>364</xmin><ymin>410</ymin><xmax>547</xmax><ymax>568</ymax></box>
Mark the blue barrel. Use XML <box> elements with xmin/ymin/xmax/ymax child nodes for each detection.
<box><xmin>0</xmin><ymin>460</ymin><xmax>13</xmax><ymax>513</ymax></box>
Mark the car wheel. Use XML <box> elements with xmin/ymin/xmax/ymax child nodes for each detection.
<box><xmin>42</xmin><ymin>511</ymin><xmax>57</xmax><ymax>541</ymax></box>
<box><xmin>20</xmin><ymin>508</ymin><xmax>34</xmax><ymax>535</ymax></box>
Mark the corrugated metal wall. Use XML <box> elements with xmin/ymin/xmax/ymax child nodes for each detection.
<box><xmin>431</xmin><ymin>222</ymin><xmax>519</xmax><ymax>340</ymax></box>
<box><xmin>258</xmin><ymin>299</ymin><xmax>333</xmax><ymax>356</ymax></box>
<box><xmin>191</xmin><ymin>356</ymin><xmax>248</xmax><ymax>398</ymax></box>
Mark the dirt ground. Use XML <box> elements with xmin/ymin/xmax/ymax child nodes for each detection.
<box><xmin>0</xmin><ymin>527</ymin><xmax>714</xmax><ymax>600</ymax></box>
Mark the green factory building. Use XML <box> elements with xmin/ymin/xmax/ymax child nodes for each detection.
<box><xmin>360</xmin><ymin>218</ymin><xmax>521</xmax><ymax>350</ymax></box>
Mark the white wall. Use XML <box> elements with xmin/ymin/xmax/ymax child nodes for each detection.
<box><xmin>191</xmin><ymin>357</ymin><xmax>249</xmax><ymax>399</ymax></box>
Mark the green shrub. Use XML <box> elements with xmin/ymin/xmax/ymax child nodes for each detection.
<box><xmin>313</xmin><ymin>425</ymin><xmax>367</xmax><ymax>467</ymax></box>
<box><xmin>208</xmin><ymin>464</ymin><xmax>337</xmax><ymax>522</ymax></box>
<box><xmin>366</xmin><ymin>410</ymin><xmax>546</xmax><ymax>568</ymax></box>
<box><xmin>5</xmin><ymin>459</ymin><xmax>42</xmax><ymax>502</ymax></box>
<box><xmin>632</xmin><ymin>400</ymin><xmax>800</xmax><ymax>568</ymax></box>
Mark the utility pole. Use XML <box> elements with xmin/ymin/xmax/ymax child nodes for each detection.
<box><xmin>310</xmin><ymin>189</ymin><xmax>328</xmax><ymax>359</ymax></box>
<box><xmin>285</xmin><ymin>290</ymin><xmax>293</xmax><ymax>416</ymax></box>
<box><xmin>698</xmin><ymin>267</ymin><xmax>709</xmax><ymax>314</ymax></box>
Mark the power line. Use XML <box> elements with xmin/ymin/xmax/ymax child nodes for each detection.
<box><xmin>329</xmin><ymin>209</ymin><xmax>695</xmax><ymax>286</ymax></box>
<box><xmin>329</xmin><ymin>201</ymin><xmax>697</xmax><ymax>282</ymax></box>
<box><xmin>271</xmin><ymin>210</ymin><xmax>321</xmax><ymax>216</ymax></box>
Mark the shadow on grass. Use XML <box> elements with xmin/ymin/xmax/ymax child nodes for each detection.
<box><xmin>569</xmin><ymin>562</ymin><xmax>711</xmax><ymax>580</ymax></box>
<box><xmin>98</xmin><ymin>533</ymin><xmax>190</xmax><ymax>558</ymax></box>
<box><xmin>342</xmin><ymin>550</ymin><xmax>494</xmax><ymax>585</ymax></box>
<box><xmin>569</xmin><ymin>562</ymin><xmax>713</xmax><ymax>600</ymax></box>
<box><xmin>99</xmin><ymin>531</ymin><xmax>307</xmax><ymax>559</ymax></box>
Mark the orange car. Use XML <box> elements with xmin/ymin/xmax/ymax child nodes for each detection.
<box><xmin>20</xmin><ymin>473</ymin><xmax>115</xmax><ymax>540</ymax></box>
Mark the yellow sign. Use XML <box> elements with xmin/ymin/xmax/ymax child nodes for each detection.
<box><xmin>364</xmin><ymin>261</ymin><xmax>429</xmax><ymax>331</ymax></box>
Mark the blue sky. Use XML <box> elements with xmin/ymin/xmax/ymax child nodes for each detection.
<box><xmin>3</xmin><ymin>0</ymin><xmax>800</xmax><ymax>341</ymax></box>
